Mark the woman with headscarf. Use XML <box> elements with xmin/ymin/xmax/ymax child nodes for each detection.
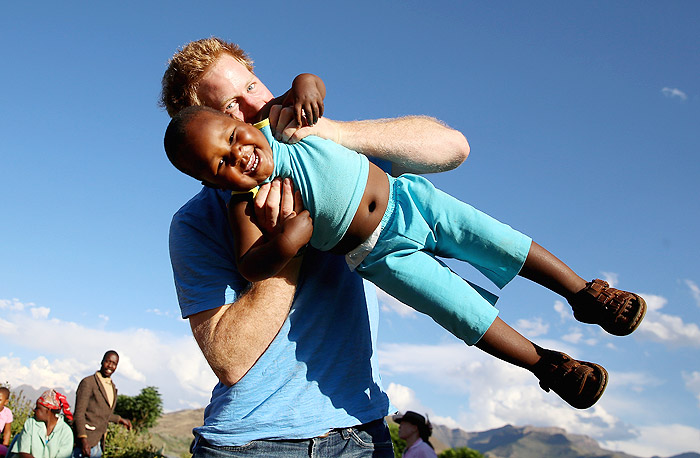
<box><xmin>394</xmin><ymin>411</ymin><xmax>438</xmax><ymax>458</ymax></box>
<box><xmin>7</xmin><ymin>389</ymin><xmax>74</xmax><ymax>458</ymax></box>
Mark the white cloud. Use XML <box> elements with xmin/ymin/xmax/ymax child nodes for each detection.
<box><xmin>554</xmin><ymin>300</ymin><xmax>572</xmax><ymax>322</ymax></box>
<box><xmin>0</xmin><ymin>355</ymin><xmax>84</xmax><ymax>392</ymax></box>
<box><xmin>147</xmin><ymin>308</ymin><xmax>178</xmax><ymax>318</ymax></box>
<box><xmin>386</xmin><ymin>383</ymin><xmax>427</xmax><ymax>413</ymax></box>
<box><xmin>632</xmin><ymin>293</ymin><xmax>700</xmax><ymax>348</ymax></box>
<box><xmin>562</xmin><ymin>329</ymin><xmax>583</xmax><ymax>344</ymax></box>
<box><xmin>385</xmin><ymin>383</ymin><xmax>461</xmax><ymax>429</ymax></box>
<box><xmin>31</xmin><ymin>307</ymin><xmax>51</xmax><ymax>319</ymax></box>
<box><xmin>0</xmin><ymin>303</ymin><xmax>216</xmax><ymax>412</ymax></box>
<box><xmin>602</xmin><ymin>424</ymin><xmax>700</xmax><ymax>457</ymax></box>
<box><xmin>661</xmin><ymin>87</ymin><xmax>688</xmax><ymax>101</ymax></box>
<box><xmin>379</xmin><ymin>341</ymin><xmax>699</xmax><ymax>456</ymax></box>
<box><xmin>379</xmin><ymin>342</ymin><xmax>623</xmax><ymax>439</ymax></box>
<box><xmin>685</xmin><ymin>279</ymin><xmax>700</xmax><ymax>307</ymax></box>
<box><xmin>600</xmin><ymin>272</ymin><xmax>619</xmax><ymax>288</ymax></box>
<box><xmin>0</xmin><ymin>299</ymin><xmax>30</xmax><ymax>311</ymax></box>
<box><xmin>377</xmin><ymin>288</ymin><xmax>416</xmax><ymax>317</ymax></box>
<box><xmin>684</xmin><ymin>371</ymin><xmax>700</xmax><ymax>409</ymax></box>
<box><xmin>515</xmin><ymin>318</ymin><xmax>548</xmax><ymax>337</ymax></box>
<box><xmin>634</xmin><ymin>294</ymin><xmax>700</xmax><ymax>347</ymax></box>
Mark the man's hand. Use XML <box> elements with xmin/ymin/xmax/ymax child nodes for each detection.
<box><xmin>268</xmin><ymin>105</ymin><xmax>331</xmax><ymax>144</ymax></box>
<box><xmin>80</xmin><ymin>437</ymin><xmax>91</xmax><ymax>457</ymax></box>
<box><xmin>253</xmin><ymin>177</ymin><xmax>304</xmax><ymax>234</ymax></box>
<box><xmin>119</xmin><ymin>417</ymin><xmax>132</xmax><ymax>431</ymax></box>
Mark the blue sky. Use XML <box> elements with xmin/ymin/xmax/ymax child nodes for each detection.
<box><xmin>1</xmin><ymin>1</ymin><xmax>698</xmax><ymax>456</ymax></box>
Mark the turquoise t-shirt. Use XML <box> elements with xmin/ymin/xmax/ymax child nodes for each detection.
<box><xmin>256</xmin><ymin>119</ymin><xmax>370</xmax><ymax>251</ymax></box>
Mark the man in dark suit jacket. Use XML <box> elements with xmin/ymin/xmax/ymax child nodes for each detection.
<box><xmin>72</xmin><ymin>350</ymin><xmax>132</xmax><ymax>457</ymax></box>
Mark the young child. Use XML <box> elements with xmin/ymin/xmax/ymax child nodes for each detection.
<box><xmin>164</xmin><ymin>99</ymin><xmax>646</xmax><ymax>411</ymax></box>
<box><xmin>0</xmin><ymin>387</ymin><xmax>13</xmax><ymax>457</ymax></box>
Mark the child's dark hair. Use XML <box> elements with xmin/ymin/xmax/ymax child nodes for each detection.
<box><xmin>0</xmin><ymin>386</ymin><xmax>9</xmax><ymax>397</ymax></box>
<box><xmin>163</xmin><ymin>105</ymin><xmax>222</xmax><ymax>176</ymax></box>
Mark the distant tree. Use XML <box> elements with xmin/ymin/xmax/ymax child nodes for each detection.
<box><xmin>1</xmin><ymin>382</ymin><xmax>34</xmax><ymax>438</ymax></box>
<box><xmin>388</xmin><ymin>421</ymin><xmax>405</xmax><ymax>458</ymax></box>
<box><xmin>438</xmin><ymin>446</ymin><xmax>485</xmax><ymax>458</ymax></box>
<box><xmin>114</xmin><ymin>386</ymin><xmax>163</xmax><ymax>431</ymax></box>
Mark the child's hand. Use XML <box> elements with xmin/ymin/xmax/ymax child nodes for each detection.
<box><xmin>282</xmin><ymin>73</ymin><xmax>325</xmax><ymax>127</ymax></box>
<box><xmin>279</xmin><ymin>209</ymin><xmax>313</xmax><ymax>256</ymax></box>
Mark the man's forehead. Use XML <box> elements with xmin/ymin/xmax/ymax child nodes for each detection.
<box><xmin>198</xmin><ymin>55</ymin><xmax>255</xmax><ymax>102</ymax></box>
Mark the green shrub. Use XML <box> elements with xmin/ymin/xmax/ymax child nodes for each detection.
<box><xmin>439</xmin><ymin>446</ymin><xmax>485</xmax><ymax>458</ymax></box>
<box><xmin>114</xmin><ymin>386</ymin><xmax>163</xmax><ymax>431</ymax></box>
<box><xmin>388</xmin><ymin>422</ymin><xmax>405</xmax><ymax>458</ymax></box>
<box><xmin>103</xmin><ymin>423</ymin><xmax>165</xmax><ymax>458</ymax></box>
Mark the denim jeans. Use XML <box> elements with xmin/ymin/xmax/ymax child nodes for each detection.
<box><xmin>192</xmin><ymin>419</ymin><xmax>394</xmax><ymax>457</ymax></box>
<box><xmin>72</xmin><ymin>443</ymin><xmax>102</xmax><ymax>458</ymax></box>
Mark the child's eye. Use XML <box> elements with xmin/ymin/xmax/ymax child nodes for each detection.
<box><xmin>229</xmin><ymin>131</ymin><xmax>235</xmax><ymax>144</ymax></box>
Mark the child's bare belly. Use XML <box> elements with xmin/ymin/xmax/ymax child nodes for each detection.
<box><xmin>329</xmin><ymin>163</ymin><xmax>390</xmax><ymax>255</ymax></box>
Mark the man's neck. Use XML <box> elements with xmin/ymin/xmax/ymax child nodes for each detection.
<box><xmin>96</xmin><ymin>371</ymin><xmax>111</xmax><ymax>381</ymax></box>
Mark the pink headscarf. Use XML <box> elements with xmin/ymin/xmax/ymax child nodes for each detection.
<box><xmin>37</xmin><ymin>389</ymin><xmax>74</xmax><ymax>421</ymax></box>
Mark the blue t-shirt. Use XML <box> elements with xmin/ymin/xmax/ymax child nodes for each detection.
<box><xmin>169</xmin><ymin>184</ymin><xmax>392</xmax><ymax>444</ymax></box>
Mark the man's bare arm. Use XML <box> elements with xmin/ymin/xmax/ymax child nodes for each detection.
<box><xmin>270</xmin><ymin>106</ymin><xmax>470</xmax><ymax>175</ymax></box>
<box><xmin>188</xmin><ymin>258</ymin><xmax>301</xmax><ymax>386</ymax></box>
<box><xmin>188</xmin><ymin>179</ymin><xmax>305</xmax><ymax>386</ymax></box>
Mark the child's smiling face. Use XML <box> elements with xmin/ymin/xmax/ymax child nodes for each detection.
<box><xmin>0</xmin><ymin>391</ymin><xmax>7</xmax><ymax>410</ymax></box>
<box><xmin>183</xmin><ymin>111</ymin><xmax>274</xmax><ymax>191</ymax></box>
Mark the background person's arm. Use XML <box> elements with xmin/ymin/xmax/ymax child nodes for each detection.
<box><xmin>269</xmin><ymin>106</ymin><xmax>470</xmax><ymax>175</ymax></box>
<box><xmin>2</xmin><ymin>420</ymin><xmax>10</xmax><ymax>446</ymax></box>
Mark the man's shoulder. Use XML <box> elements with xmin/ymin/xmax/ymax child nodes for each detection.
<box><xmin>172</xmin><ymin>186</ymin><xmax>225</xmax><ymax>220</ymax></box>
<box><xmin>77</xmin><ymin>373</ymin><xmax>98</xmax><ymax>388</ymax></box>
<box><xmin>170</xmin><ymin>187</ymin><xmax>232</xmax><ymax>248</ymax></box>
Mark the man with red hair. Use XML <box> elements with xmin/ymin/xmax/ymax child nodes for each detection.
<box><xmin>161</xmin><ymin>37</ymin><xmax>469</xmax><ymax>457</ymax></box>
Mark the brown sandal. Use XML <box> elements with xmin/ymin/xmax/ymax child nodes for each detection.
<box><xmin>534</xmin><ymin>350</ymin><xmax>608</xmax><ymax>409</ymax></box>
<box><xmin>568</xmin><ymin>279</ymin><xmax>646</xmax><ymax>336</ymax></box>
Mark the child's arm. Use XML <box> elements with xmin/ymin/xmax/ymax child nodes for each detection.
<box><xmin>2</xmin><ymin>419</ymin><xmax>10</xmax><ymax>446</ymax></box>
<box><xmin>228</xmin><ymin>192</ymin><xmax>313</xmax><ymax>282</ymax></box>
<box><xmin>257</xmin><ymin>73</ymin><xmax>326</xmax><ymax>127</ymax></box>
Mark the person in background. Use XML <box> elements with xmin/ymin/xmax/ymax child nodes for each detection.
<box><xmin>0</xmin><ymin>387</ymin><xmax>13</xmax><ymax>457</ymax></box>
<box><xmin>72</xmin><ymin>351</ymin><xmax>132</xmax><ymax>458</ymax></box>
<box><xmin>6</xmin><ymin>389</ymin><xmax>74</xmax><ymax>458</ymax></box>
<box><xmin>394</xmin><ymin>411</ymin><xmax>437</xmax><ymax>458</ymax></box>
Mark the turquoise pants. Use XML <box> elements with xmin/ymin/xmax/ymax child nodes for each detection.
<box><xmin>357</xmin><ymin>174</ymin><xmax>532</xmax><ymax>345</ymax></box>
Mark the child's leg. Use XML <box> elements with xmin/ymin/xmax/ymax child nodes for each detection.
<box><xmin>476</xmin><ymin>316</ymin><xmax>607</xmax><ymax>409</ymax></box>
<box><xmin>517</xmin><ymin>241</ymin><xmax>586</xmax><ymax>300</ymax></box>
<box><xmin>519</xmin><ymin>241</ymin><xmax>646</xmax><ymax>336</ymax></box>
